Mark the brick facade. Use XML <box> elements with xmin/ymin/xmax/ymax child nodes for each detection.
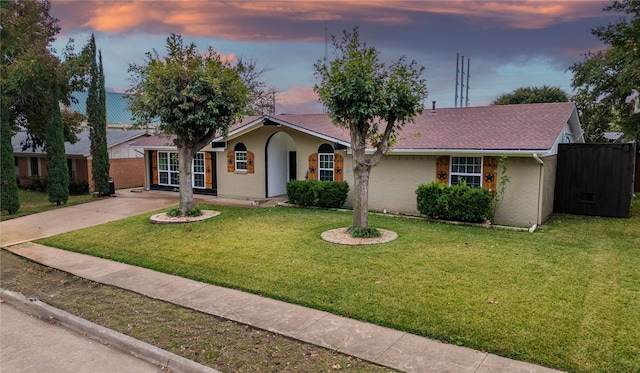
<box><xmin>109</xmin><ymin>158</ymin><xmax>145</xmax><ymax>189</ymax></box>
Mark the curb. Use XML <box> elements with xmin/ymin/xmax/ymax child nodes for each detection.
<box><xmin>0</xmin><ymin>288</ymin><xmax>221</xmax><ymax>373</ymax></box>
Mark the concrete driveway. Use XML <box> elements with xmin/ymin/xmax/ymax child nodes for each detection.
<box><xmin>0</xmin><ymin>189</ymin><xmax>179</xmax><ymax>247</ymax></box>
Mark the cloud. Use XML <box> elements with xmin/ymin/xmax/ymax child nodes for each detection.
<box><xmin>53</xmin><ymin>1</ymin><xmax>610</xmax><ymax>41</ymax></box>
<box><xmin>276</xmin><ymin>86</ymin><xmax>322</xmax><ymax>114</ymax></box>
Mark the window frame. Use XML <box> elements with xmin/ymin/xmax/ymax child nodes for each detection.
<box><xmin>192</xmin><ymin>152</ymin><xmax>205</xmax><ymax>189</ymax></box>
<box><xmin>29</xmin><ymin>157</ymin><xmax>40</xmax><ymax>176</ymax></box>
<box><xmin>449</xmin><ymin>156</ymin><xmax>482</xmax><ymax>187</ymax></box>
<box><xmin>234</xmin><ymin>143</ymin><xmax>248</xmax><ymax>172</ymax></box>
<box><xmin>235</xmin><ymin>150</ymin><xmax>247</xmax><ymax>171</ymax></box>
<box><xmin>157</xmin><ymin>151</ymin><xmax>180</xmax><ymax>186</ymax></box>
<box><xmin>157</xmin><ymin>151</ymin><xmax>208</xmax><ymax>188</ymax></box>
<box><xmin>318</xmin><ymin>152</ymin><xmax>334</xmax><ymax>181</ymax></box>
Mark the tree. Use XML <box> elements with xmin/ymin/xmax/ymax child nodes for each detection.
<box><xmin>492</xmin><ymin>85</ymin><xmax>569</xmax><ymax>105</ymax></box>
<box><xmin>570</xmin><ymin>0</ymin><xmax>640</xmax><ymax>142</ymax></box>
<box><xmin>85</xmin><ymin>34</ymin><xmax>110</xmax><ymax>195</ymax></box>
<box><xmin>128</xmin><ymin>34</ymin><xmax>263</xmax><ymax>215</ymax></box>
<box><xmin>1</xmin><ymin>104</ymin><xmax>20</xmax><ymax>214</ymax></box>
<box><xmin>314</xmin><ymin>28</ymin><xmax>428</xmax><ymax>236</ymax></box>
<box><xmin>1</xmin><ymin>0</ymin><xmax>86</xmax><ymax>206</ymax></box>
<box><xmin>46</xmin><ymin>84</ymin><xmax>69</xmax><ymax>205</ymax></box>
<box><xmin>572</xmin><ymin>89</ymin><xmax>612</xmax><ymax>142</ymax></box>
<box><xmin>1</xmin><ymin>0</ymin><xmax>84</xmax><ymax>148</ymax></box>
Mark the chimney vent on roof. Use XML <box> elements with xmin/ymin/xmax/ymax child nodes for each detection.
<box><xmin>431</xmin><ymin>101</ymin><xmax>436</xmax><ymax>114</ymax></box>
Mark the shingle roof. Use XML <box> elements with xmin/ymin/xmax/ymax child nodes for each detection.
<box><xmin>245</xmin><ymin>102</ymin><xmax>578</xmax><ymax>152</ymax></box>
<box><xmin>140</xmin><ymin>102</ymin><xmax>581</xmax><ymax>154</ymax></box>
<box><xmin>12</xmin><ymin>130</ymin><xmax>149</xmax><ymax>157</ymax></box>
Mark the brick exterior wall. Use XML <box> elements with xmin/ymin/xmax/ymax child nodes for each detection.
<box><xmin>109</xmin><ymin>158</ymin><xmax>145</xmax><ymax>189</ymax></box>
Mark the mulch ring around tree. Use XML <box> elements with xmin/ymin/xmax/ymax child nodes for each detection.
<box><xmin>321</xmin><ymin>228</ymin><xmax>398</xmax><ymax>245</ymax></box>
<box><xmin>150</xmin><ymin>210</ymin><xmax>220</xmax><ymax>224</ymax></box>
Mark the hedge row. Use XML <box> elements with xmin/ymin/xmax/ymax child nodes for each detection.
<box><xmin>286</xmin><ymin>180</ymin><xmax>349</xmax><ymax>208</ymax></box>
<box><xmin>416</xmin><ymin>181</ymin><xmax>493</xmax><ymax>223</ymax></box>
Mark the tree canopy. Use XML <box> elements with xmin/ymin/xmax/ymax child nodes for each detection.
<box><xmin>313</xmin><ymin>28</ymin><xmax>428</xmax><ymax>235</ymax></box>
<box><xmin>492</xmin><ymin>85</ymin><xmax>569</xmax><ymax>105</ymax></box>
<box><xmin>127</xmin><ymin>34</ymin><xmax>265</xmax><ymax>214</ymax></box>
<box><xmin>570</xmin><ymin>0</ymin><xmax>640</xmax><ymax>142</ymax></box>
<box><xmin>1</xmin><ymin>0</ymin><xmax>85</xmax><ymax>148</ymax></box>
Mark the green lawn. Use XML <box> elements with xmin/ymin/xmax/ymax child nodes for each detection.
<box><xmin>38</xmin><ymin>200</ymin><xmax>640</xmax><ymax>372</ymax></box>
<box><xmin>1</xmin><ymin>189</ymin><xmax>98</xmax><ymax>221</ymax></box>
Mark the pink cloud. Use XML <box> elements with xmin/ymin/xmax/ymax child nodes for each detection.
<box><xmin>276</xmin><ymin>86</ymin><xmax>323</xmax><ymax>114</ymax></box>
<box><xmin>53</xmin><ymin>1</ymin><xmax>609</xmax><ymax>41</ymax></box>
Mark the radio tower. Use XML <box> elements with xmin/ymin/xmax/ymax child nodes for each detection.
<box><xmin>454</xmin><ymin>53</ymin><xmax>471</xmax><ymax>107</ymax></box>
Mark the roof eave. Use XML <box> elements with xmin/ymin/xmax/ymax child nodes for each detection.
<box><xmin>382</xmin><ymin>148</ymin><xmax>551</xmax><ymax>156</ymax></box>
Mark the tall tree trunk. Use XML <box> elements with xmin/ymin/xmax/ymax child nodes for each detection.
<box><xmin>177</xmin><ymin>144</ymin><xmax>195</xmax><ymax>215</ymax></box>
<box><xmin>352</xmin><ymin>163</ymin><xmax>371</xmax><ymax>229</ymax></box>
<box><xmin>350</xmin><ymin>125</ymin><xmax>371</xmax><ymax>230</ymax></box>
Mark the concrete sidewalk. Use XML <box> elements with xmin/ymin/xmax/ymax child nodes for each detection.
<box><xmin>5</xmin><ymin>243</ymin><xmax>563</xmax><ymax>373</ymax></box>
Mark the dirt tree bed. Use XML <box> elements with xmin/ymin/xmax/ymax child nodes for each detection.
<box><xmin>0</xmin><ymin>249</ymin><xmax>395</xmax><ymax>372</ymax></box>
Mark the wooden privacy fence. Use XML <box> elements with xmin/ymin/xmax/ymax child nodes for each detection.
<box><xmin>554</xmin><ymin>143</ymin><xmax>636</xmax><ymax>218</ymax></box>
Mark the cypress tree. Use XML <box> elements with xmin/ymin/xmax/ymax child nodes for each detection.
<box><xmin>46</xmin><ymin>83</ymin><xmax>69</xmax><ymax>205</ymax></box>
<box><xmin>87</xmin><ymin>34</ymin><xmax>110</xmax><ymax>195</ymax></box>
<box><xmin>1</xmin><ymin>102</ymin><xmax>20</xmax><ymax>214</ymax></box>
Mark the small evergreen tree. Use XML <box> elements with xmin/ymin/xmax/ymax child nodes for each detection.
<box><xmin>1</xmin><ymin>103</ymin><xmax>20</xmax><ymax>214</ymax></box>
<box><xmin>46</xmin><ymin>84</ymin><xmax>69</xmax><ymax>205</ymax></box>
<box><xmin>86</xmin><ymin>34</ymin><xmax>110</xmax><ymax>195</ymax></box>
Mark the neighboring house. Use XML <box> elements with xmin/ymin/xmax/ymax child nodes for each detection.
<box><xmin>134</xmin><ymin>102</ymin><xmax>583</xmax><ymax>227</ymax></box>
<box><xmin>11</xmin><ymin>91</ymin><xmax>157</xmax><ymax>191</ymax></box>
<box><xmin>13</xmin><ymin>130</ymin><xmax>150</xmax><ymax>190</ymax></box>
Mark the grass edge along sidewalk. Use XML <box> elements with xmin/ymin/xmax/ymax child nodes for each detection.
<box><xmin>36</xmin><ymin>200</ymin><xmax>640</xmax><ymax>372</ymax></box>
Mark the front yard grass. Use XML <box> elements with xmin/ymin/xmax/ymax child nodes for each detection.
<box><xmin>38</xmin><ymin>200</ymin><xmax>640</xmax><ymax>372</ymax></box>
<box><xmin>0</xmin><ymin>189</ymin><xmax>97</xmax><ymax>221</ymax></box>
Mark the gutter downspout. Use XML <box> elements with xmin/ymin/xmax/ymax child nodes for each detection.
<box><xmin>533</xmin><ymin>154</ymin><xmax>544</xmax><ymax>226</ymax></box>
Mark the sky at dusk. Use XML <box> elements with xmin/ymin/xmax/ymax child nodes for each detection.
<box><xmin>50</xmin><ymin>0</ymin><xmax>617</xmax><ymax>114</ymax></box>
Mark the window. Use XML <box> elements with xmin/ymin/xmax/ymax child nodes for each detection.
<box><xmin>158</xmin><ymin>152</ymin><xmax>180</xmax><ymax>186</ymax></box>
<box><xmin>234</xmin><ymin>143</ymin><xmax>247</xmax><ymax>171</ymax></box>
<box><xmin>157</xmin><ymin>151</ymin><xmax>207</xmax><ymax>187</ymax></box>
<box><xmin>318</xmin><ymin>144</ymin><xmax>334</xmax><ymax>181</ymax></box>
<box><xmin>30</xmin><ymin>157</ymin><xmax>39</xmax><ymax>176</ymax></box>
<box><xmin>193</xmin><ymin>153</ymin><xmax>205</xmax><ymax>188</ymax></box>
<box><xmin>450</xmin><ymin>156</ymin><xmax>482</xmax><ymax>187</ymax></box>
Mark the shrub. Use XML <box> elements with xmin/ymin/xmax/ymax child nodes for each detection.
<box><xmin>286</xmin><ymin>180</ymin><xmax>349</xmax><ymax>208</ymax></box>
<box><xmin>166</xmin><ymin>206</ymin><xmax>202</xmax><ymax>217</ymax></box>
<box><xmin>21</xmin><ymin>177</ymin><xmax>48</xmax><ymax>193</ymax></box>
<box><xmin>416</xmin><ymin>181</ymin><xmax>493</xmax><ymax>223</ymax></box>
<box><xmin>68</xmin><ymin>181</ymin><xmax>89</xmax><ymax>195</ymax></box>
<box><xmin>347</xmin><ymin>227</ymin><xmax>382</xmax><ymax>238</ymax></box>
